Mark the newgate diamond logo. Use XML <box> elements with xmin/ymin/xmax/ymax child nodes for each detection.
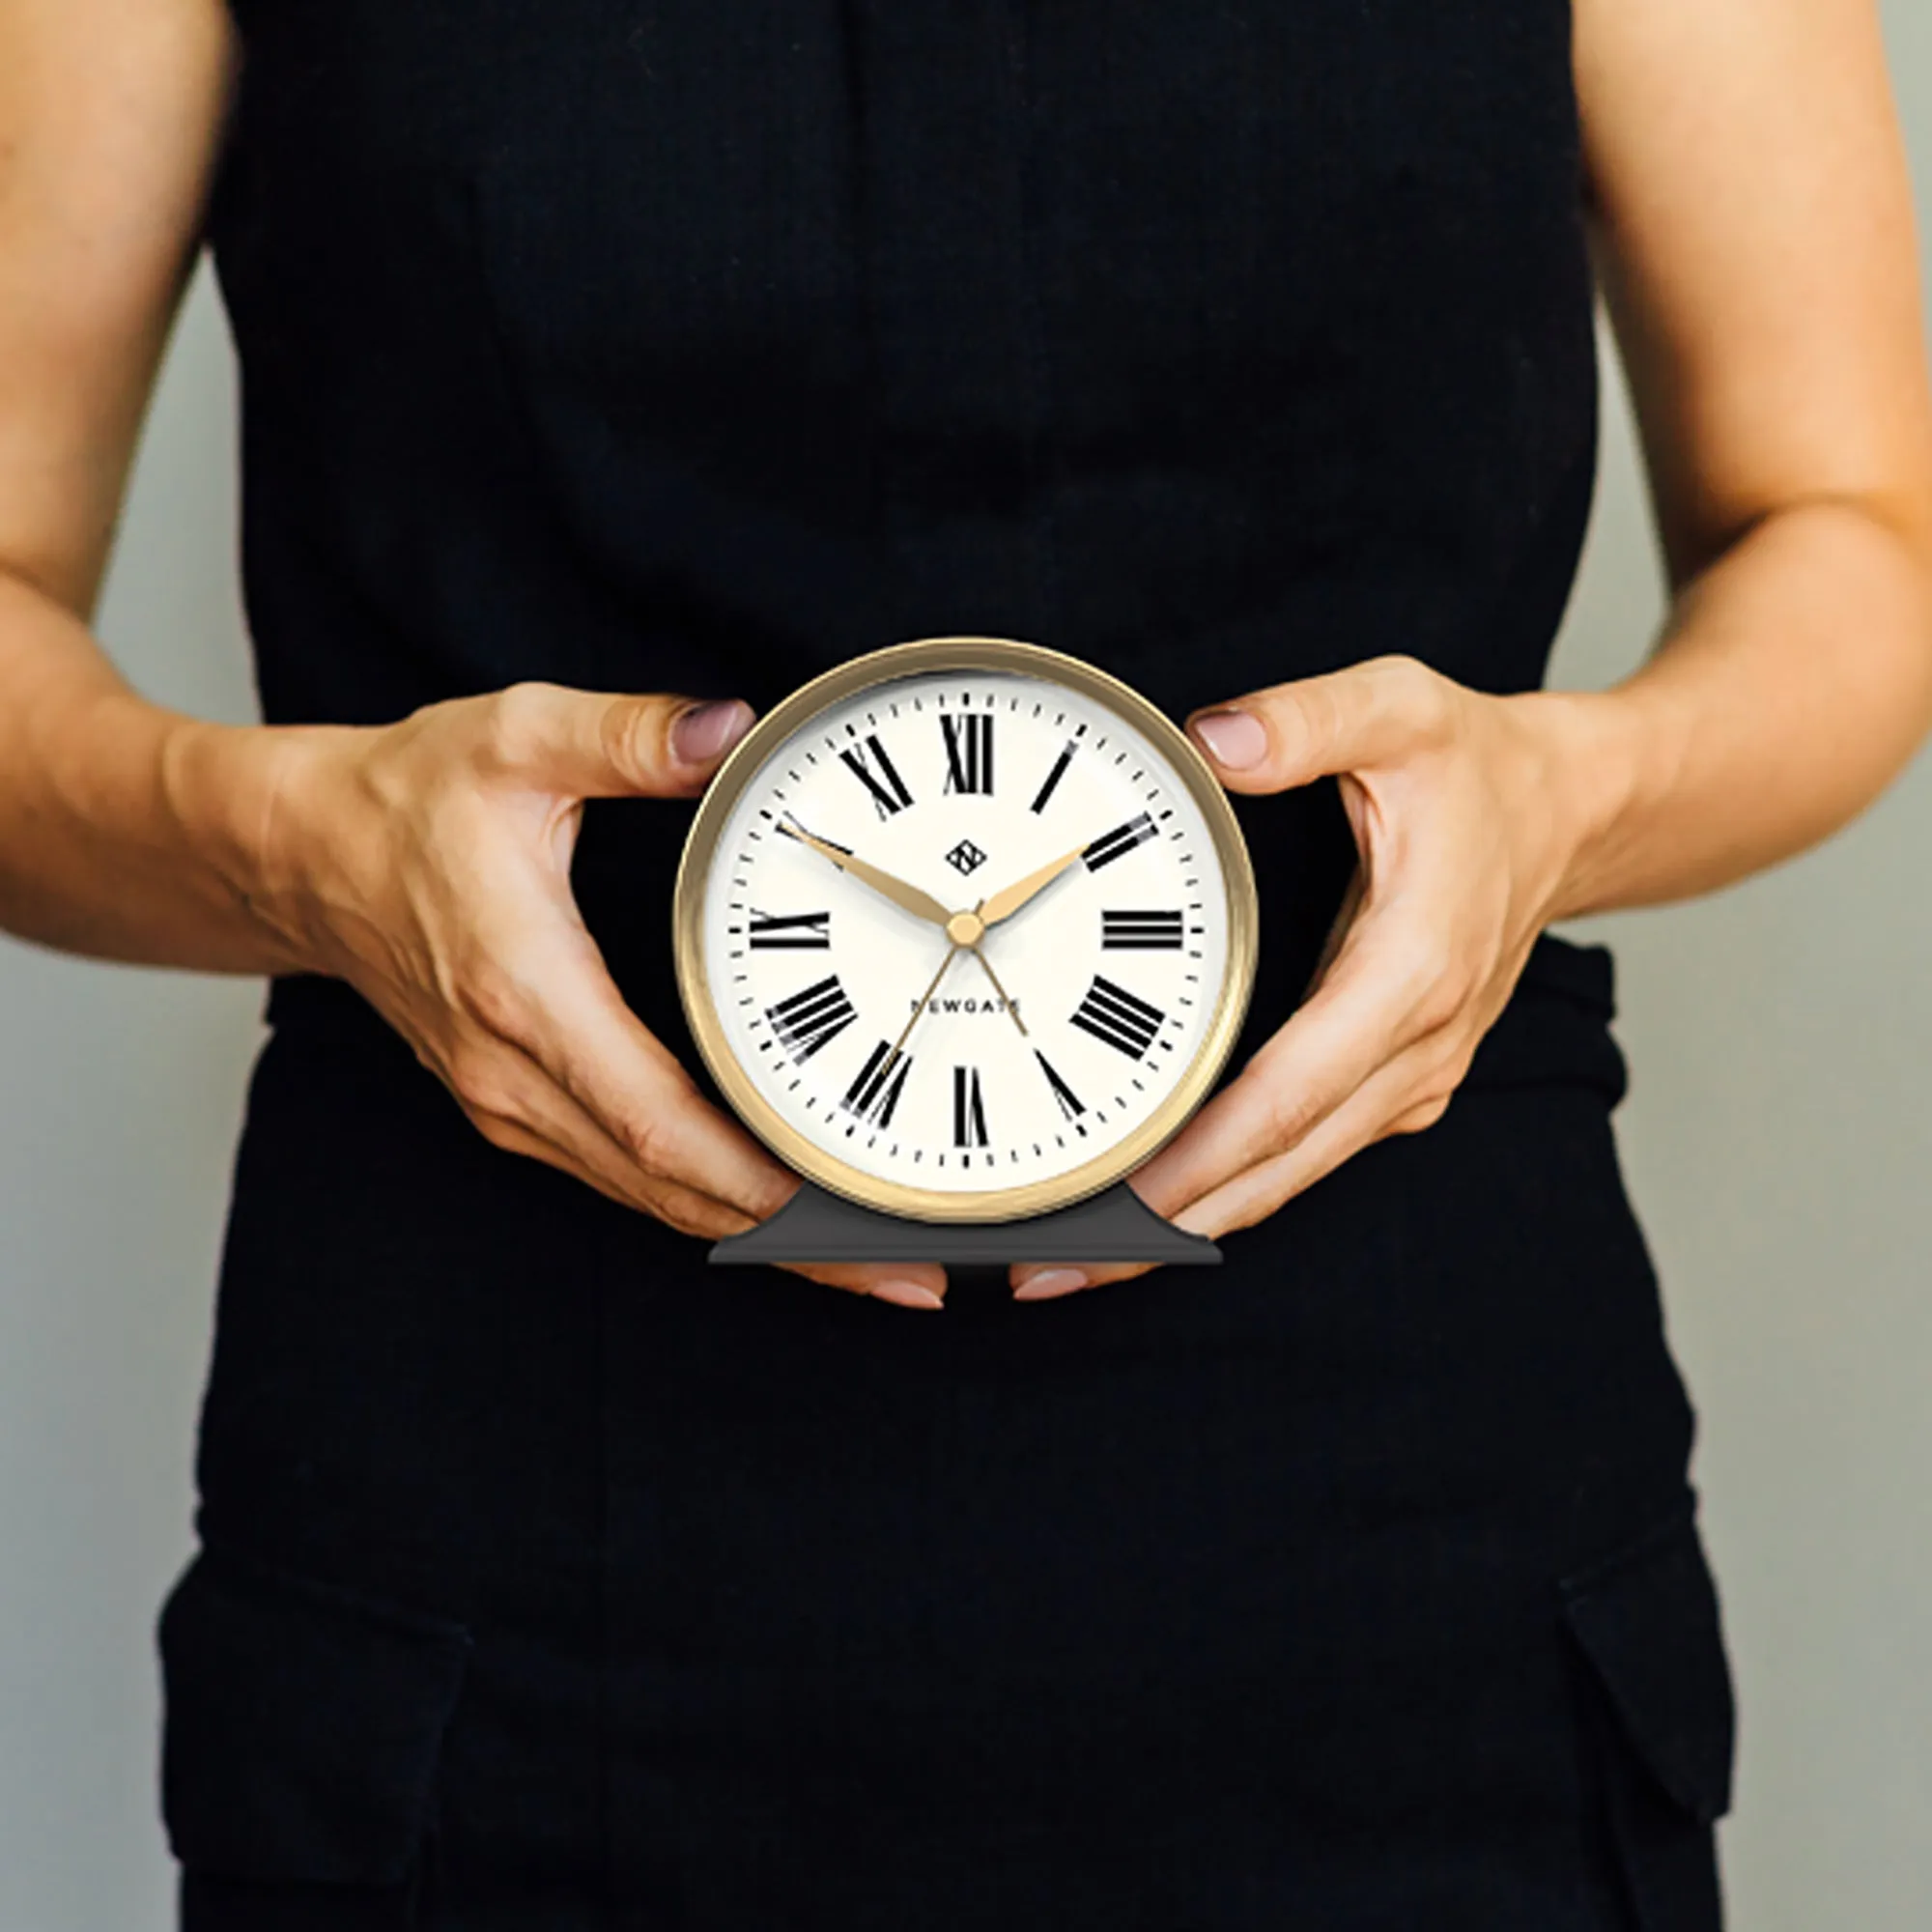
<box><xmin>945</xmin><ymin>839</ymin><xmax>988</xmax><ymax>877</ymax></box>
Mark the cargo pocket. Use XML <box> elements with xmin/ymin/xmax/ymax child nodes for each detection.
<box><xmin>1557</xmin><ymin>1504</ymin><xmax>1737</xmax><ymax>1932</ymax></box>
<box><xmin>156</xmin><ymin>1540</ymin><xmax>473</xmax><ymax>1922</ymax></box>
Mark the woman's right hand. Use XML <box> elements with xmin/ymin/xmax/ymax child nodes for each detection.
<box><xmin>237</xmin><ymin>680</ymin><xmax>949</xmax><ymax>1311</ymax></box>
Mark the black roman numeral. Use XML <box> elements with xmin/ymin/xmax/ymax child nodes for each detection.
<box><xmin>764</xmin><ymin>975</ymin><xmax>858</xmax><ymax>1064</ymax></box>
<box><xmin>1101</xmin><ymin>909</ymin><xmax>1184</xmax><ymax>950</ymax></box>
<box><xmin>839</xmin><ymin>734</ymin><xmax>914</xmax><ymax>817</ymax></box>
<box><xmin>840</xmin><ymin>1040</ymin><xmax>912</xmax><ymax>1128</ymax></box>
<box><xmin>952</xmin><ymin>1065</ymin><xmax>989</xmax><ymax>1148</ymax></box>
<box><xmin>1030</xmin><ymin>739</ymin><xmax>1077</xmax><ymax>814</ymax></box>
<box><xmin>940</xmin><ymin>713</ymin><xmax>994</xmax><ymax>795</ymax></box>
<box><xmin>1083</xmin><ymin>812</ymin><xmax>1157</xmax><ymax>872</ymax></box>
<box><xmin>1069</xmin><ymin>976</ymin><xmax>1165</xmax><ymax>1060</ymax></box>
<box><xmin>747</xmin><ymin>910</ymin><xmax>831</xmax><ymax>950</ymax></box>
<box><xmin>1035</xmin><ymin>1050</ymin><xmax>1086</xmax><ymax>1121</ymax></box>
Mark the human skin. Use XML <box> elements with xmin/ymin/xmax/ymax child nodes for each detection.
<box><xmin>1</xmin><ymin>0</ymin><xmax>1929</xmax><ymax>1312</ymax></box>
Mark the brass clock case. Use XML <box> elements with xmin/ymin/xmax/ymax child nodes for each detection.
<box><xmin>672</xmin><ymin>636</ymin><xmax>1260</xmax><ymax>1224</ymax></box>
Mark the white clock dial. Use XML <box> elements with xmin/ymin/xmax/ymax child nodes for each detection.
<box><xmin>679</xmin><ymin>641</ymin><xmax>1255</xmax><ymax>1221</ymax></box>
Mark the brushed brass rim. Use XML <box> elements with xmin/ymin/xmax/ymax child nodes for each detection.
<box><xmin>672</xmin><ymin>636</ymin><xmax>1260</xmax><ymax>1224</ymax></box>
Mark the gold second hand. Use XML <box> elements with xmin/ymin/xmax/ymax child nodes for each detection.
<box><xmin>968</xmin><ymin>943</ymin><xmax>1030</xmax><ymax>1040</ymax></box>
<box><xmin>883</xmin><ymin>940</ymin><xmax>962</xmax><ymax>1078</ymax></box>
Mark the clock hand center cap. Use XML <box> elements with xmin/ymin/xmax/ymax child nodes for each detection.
<box><xmin>946</xmin><ymin>910</ymin><xmax>986</xmax><ymax>948</ymax></box>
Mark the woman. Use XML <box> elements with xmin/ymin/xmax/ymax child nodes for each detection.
<box><xmin>3</xmin><ymin>0</ymin><xmax>1928</xmax><ymax>1924</ymax></box>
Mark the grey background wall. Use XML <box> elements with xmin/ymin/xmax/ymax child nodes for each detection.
<box><xmin>2</xmin><ymin>11</ymin><xmax>1928</xmax><ymax>1924</ymax></box>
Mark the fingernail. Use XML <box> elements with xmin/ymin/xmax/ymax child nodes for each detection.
<box><xmin>672</xmin><ymin>698</ymin><xmax>754</xmax><ymax>767</ymax></box>
<box><xmin>1189</xmin><ymin>709</ymin><xmax>1267</xmax><ymax>771</ymax></box>
<box><xmin>870</xmin><ymin>1278</ymin><xmax>946</xmax><ymax>1311</ymax></box>
<box><xmin>1011</xmin><ymin>1268</ymin><xmax>1088</xmax><ymax>1302</ymax></box>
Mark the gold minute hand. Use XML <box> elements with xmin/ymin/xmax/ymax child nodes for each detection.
<box><xmin>978</xmin><ymin>841</ymin><xmax>1092</xmax><ymax>929</ymax></box>
<box><xmin>777</xmin><ymin>818</ymin><xmax>955</xmax><ymax>930</ymax></box>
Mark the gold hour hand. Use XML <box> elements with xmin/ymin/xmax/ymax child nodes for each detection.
<box><xmin>777</xmin><ymin>817</ymin><xmax>955</xmax><ymax>930</ymax></box>
<box><xmin>978</xmin><ymin>841</ymin><xmax>1091</xmax><ymax>929</ymax></box>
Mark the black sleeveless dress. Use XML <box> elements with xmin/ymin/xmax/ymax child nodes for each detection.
<box><xmin>156</xmin><ymin>4</ymin><xmax>1738</xmax><ymax>1927</ymax></box>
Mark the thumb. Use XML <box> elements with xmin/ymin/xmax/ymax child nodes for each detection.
<box><xmin>502</xmin><ymin>685</ymin><xmax>757</xmax><ymax>799</ymax></box>
<box><xmin>1183</xmin><ymin>654</ymin><xmax>1450</xmax><ymax>795</ymax></box>
<box><xmin>785</xmin><ymin>1260</ymin><xmax>951</xmax><ymax>1309</ymax></box>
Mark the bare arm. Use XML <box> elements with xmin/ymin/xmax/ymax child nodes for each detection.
<box><xmin>1557</xmin><ymin>0</ymin><xmax>1932</xmax><ymax>912</ymax></box>
<box><xmin>0</xmin><ymin>0</ymin><xmax>943</xmax><ymax>1307</ymax></box>
<box><xmin>0</xmin><ymin>0</ymin><xmax>282</xmax><ymax>965</ymax></box>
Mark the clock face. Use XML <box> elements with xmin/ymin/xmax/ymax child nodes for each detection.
<box><xmin>676</xmin><ymin>639</ymin><xmax>1256</xmax><ymax>1221</ymax></box>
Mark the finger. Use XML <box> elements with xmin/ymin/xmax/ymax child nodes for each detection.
<box><xmin>1010</xmin><ymin>1261</ymin><xmax>1155</xmax><ymax>1299</ymax></box>
<box><xmin>1162</xmin><ymin>1037</ymin><xmax>1457</xmax><ymax>1241</ymax></box>
<box><xmin>728</xmin><ymin>1175</ymin><xmax>948</xmax><ymax>1306</ymax></box>
<box><xmin>484</xmin><ymin>923</ymin><xmax>801</xmax><ymax>1226</ymax></box>
<box><xmin>1010</xmin><ymin>1039</ymin><xmax>1454</xmax><ymax>1303</ymax></box>
<box><xmin>440</xmin><ymin>1029</ymin><xmax>755</xmax><ymax>1236</ymax></box>
<box><xmin>447</xmin><ymin>1030</ymin><xmax>949</xmax><ymax>1307</ymax></box>
<box><xmin>1009</xmin><ymin>895</ymin><xmax>1458</xmax><ymax>1302</ymax></box>
<box><xmin>1184</xmin><ymin>654</ymin><xmax>1454</xmax><ymax>795</ymax></box>
<box><xmin>781</xmin><ymin>1259</ymin><xmax>950</xmax><ymax>1309</ymax></box>
<box><xmin>1126</xmin><ymin>898</ymin><xmax>1449</xmax><ymax>1215</ymax></box>
<box><xmin>485</xmin><ymin>681</ymin><xmax>756</xmax><ymax>800</ymax></box>
<box><xmin>1009</xmin><ymin>904</ymin><xmax>1415</xmax><ymax>1301</ymax></box>
<box><xmin>466</xmin><ymin>1108</ymin><xmax>753</xmax><ymax>1234</ymax></box>
<box><xmin>475</xmin><ymin>933</ymin><xmax>952</xmax><ymax>1306</ymax></box>
<box><xmin>1009</xmin><ymin>1174</ymin><xmax>1167</xmax><ymax>1301</ymax></box>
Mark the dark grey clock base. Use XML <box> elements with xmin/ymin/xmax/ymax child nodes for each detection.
<box><xmin>708</xmin><ymin>1179</ymin><xmax>1221</xmax><ymax>1266</ymax></box>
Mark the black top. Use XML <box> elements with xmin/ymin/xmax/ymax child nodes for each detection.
<box><xmin>156</xmin><ymin>6</ymin><xmax>1735</xmax><ymax>1927</ymax></box>
<box><xmin>207</xmin><ymin>0</ymin><xmax>1612</xmax><ymax>1065</ymax></box>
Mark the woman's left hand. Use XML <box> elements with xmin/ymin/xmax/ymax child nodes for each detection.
<box><xmin>1010</xmin><ymin>653</ymin><xmax>1621</xmax><ymax>1300</ymax></box>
